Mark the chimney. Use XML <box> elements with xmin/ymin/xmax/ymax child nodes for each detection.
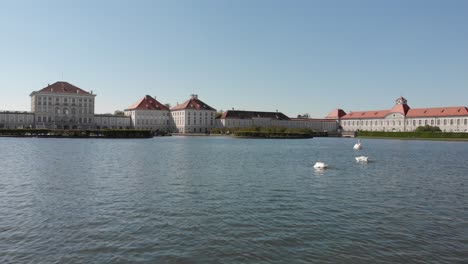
<box><xmin>191</xmin><ymin>94</ymin><xmax>198</xmax><ymax>99</ymax></box>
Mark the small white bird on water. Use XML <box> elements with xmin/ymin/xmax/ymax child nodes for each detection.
<box><xmin>313</xmin><ymin>162</ymin><xmax>328</xmax><ymax>170</ymax></box>
<box><xmin>353</xmin><ymin>139</ymin><xmax>362</xmax><ymax>150</ymax></box>
<box><xmin>355</xmin><ymin>156</ymin><xmax>369</xmax><ymax>162</ymax></box>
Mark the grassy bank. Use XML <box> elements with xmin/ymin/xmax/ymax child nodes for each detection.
<box><xmin>358</xmin><ymin>131</ymin><xmax>468</xmax><ymax>141</ymax></box>
<box><xmin>234</xmin><ymin>131</ymin><xmax>314</xmax><ymax>139</ymax></box>
<box><xmin>215</xmin><ymin>127</ymin><xmax>324</xmax><ymax>139</ymax></box>
<box><xmin>0</xmin><ymin>129</ymin><xmax>154</xmax><ymax>138</ymax></box>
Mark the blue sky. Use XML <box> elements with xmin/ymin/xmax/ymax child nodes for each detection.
<box><xmin>1</xmin><ymin>0</ymin><xmax>467</xmax><ymax>117</ymax></box>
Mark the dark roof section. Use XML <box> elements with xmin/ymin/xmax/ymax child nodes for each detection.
<box><xmin>219</xmin><ymin>110</ymin><xmax>290</xmax><ymax>120</ymax></box>
<box><xmin>325</xmin><ymin>109</ymin><xmax>347</xmax><ymax>119</ymax></box>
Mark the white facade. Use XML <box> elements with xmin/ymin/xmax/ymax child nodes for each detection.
<box><xmin>170</xmin><ymin>95</ymin><xmax>216</xmax><ymax>134</ymax></box>
<box><xmin>94</xmin><ymin>115</ymin><xmax>131</xmax><ymax>129</ymax></box>
<box><xmin>171</xmin><ymin>109</ymin><xmax>216</xmax><ymax>133</ymax></box>
<box><xmin>0</xmin><ymin>111</ymin><xmax>35</xmax><ymax>129</ymax></box>
<box><xmin>341</xmin><ymin>116</ymin><xmax>468</xmax><ymax>132</ymax></box>
<box><xmin>30</xmin><ymin>82</ymin><xmax>96</xmax><ymax>129</ymax></box>
<box><xmin>216</xmin><ymin>110</ymin><xmax>339</xmax><ymax>132</ymax></box>
<box><xmin>125</xmin><ymin>109</ymin><xmax>171</xmax><ymax>131</ymax></box>
<box><xmin>124</xmin><ymin>95</ymin><xmax>171</xmax><ymax>131</ymax></box>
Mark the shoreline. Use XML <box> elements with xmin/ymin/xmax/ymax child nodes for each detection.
<box><xmin>358</xmin><ymin>136</ymin><xmax>468</xmax><ymax>142</ymax></box>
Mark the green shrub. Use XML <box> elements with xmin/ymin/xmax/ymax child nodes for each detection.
<box><xmin>415</xmin><ymin>125</ymin><xmax>442</xmax><ymax>132</ymax></box>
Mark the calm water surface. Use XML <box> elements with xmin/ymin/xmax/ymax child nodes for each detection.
<box><xmin>0</xmin><ymin>136</ymin><xmax>467</xmax><ymax>263</ymax></box>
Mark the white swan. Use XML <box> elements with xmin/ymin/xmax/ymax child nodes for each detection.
<box><xmin>355</xmin><ymin>156</ymin><xmax>369</xmax><ymax>162</ymax></box>
<box><xmin>353</xmin><ymin>139</ymin><xmax>362</xmax><ymax>150</ymax></box>
<box><xmin>313</xmin><ymin>162</ymin><xmax>328</xmax><ymax>170</ymax></box>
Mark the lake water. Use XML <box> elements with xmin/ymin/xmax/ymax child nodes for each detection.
<box><xmin>0</xmin><ymin>136</ymin><xmax>467</xmax><ymax>263</ymax></box>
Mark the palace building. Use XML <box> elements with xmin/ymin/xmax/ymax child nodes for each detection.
<box><xmin>30</xmin><ymin>82</ymin><xmax>97</xmax><ymax>129</ymax></box>
<box><xmin>329</xmin><ymin>97</ymin><xmax>468</xmax><ymax>132</ymax></box>
<box><xmin>170</xmin><ymin>95</ymin><xmax>216</xmax><ymax>133</ymax></box>
<box><xmin>217</xmin><ymin>110</ymin><xmax>338</xmax><ymax>132</ymax></box>
<box><xmin>124</xmin><ymin>95</ymin><xmax>171</xmax><ymax>131</ymax></box>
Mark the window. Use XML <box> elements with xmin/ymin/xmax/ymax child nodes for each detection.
<box><xmin>37</xmin><ymin>116</ymin><xmax>41</xmax><ymax>122</ymax></box>
<box><xmin>444</xmin><ymin>120</ymin><xmax>447</xmax><ymax>125</ymax></box>
<box><xmin>431</xmin><ymin>120</ymin><xmax>434</xmax><ymax>125</ymax></box>
<box><xmin>465</xmin><ymin>119</ymin><xmax>467</xmax><ymax>125</ymax></box>
<box><xmin>450</xmin><ymin>119</ymin><xmax>453</xmax><ymax>125</ymax></box>
<box><xmin>413</xmin><ymin>120</ymin><xmax>416</xmax><ymax>126</ymax></box>
<box><xmin>437</xmin><ymin>120</ymin><xmax>440</xmax><ymax>125</ymax></box>
<box><xmin>43</xmin><ymin>116</ymin><xmax>46</xmax><ymax>122</ymax></box>
<box><xmin>457</xmin><ymin>119</ymin><xmax>460</xmax><ymax>125</ymax></box>
<box><xmin>424</xmin><ymin>120</ymin><xmax>428</xmax><ymax>125</ymax></box>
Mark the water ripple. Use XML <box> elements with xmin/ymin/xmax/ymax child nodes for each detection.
<box><xmin>0</xmin><ymin>137</ymin><xmax>467</xmax><ymax>263</ymax></box>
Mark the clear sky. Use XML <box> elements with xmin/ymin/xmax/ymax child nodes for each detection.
<box><xmin>1</xmin><ymin>0</ymin><xmax>467</xmax><ymax>117</ymax></box>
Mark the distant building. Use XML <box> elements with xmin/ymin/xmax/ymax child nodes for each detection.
<box><xmin>0</xmin><ymin>111</ymin><xmax>35</xmax><ymax>129</ymax></box>
<box><xmin>330</xmin><ymin>97</ymin><xmax>468</xmax><ymax>132</ymax></box>
<box><xmin>94</xmin><ymin>114</ymin><xmax>131</xmax><ymax>129</ymax></box>
<box><xmin>124</xmin><ymin>95</ymin><xmax>170</xmax><ymax>131</ymax></box>
<box><xmin>30</xmin><ymin>82</ymin><xmax>96</xmax><ymax>129</ymax></box>
<box><xmin>217</xmin><ymin>110</ymin><xmax>339</xmax><ymax>132</ymax></box>
<box><xmin>170</xmin><ymin>95</ymin><xmax>216</xmax><ymax>133</ymax></box>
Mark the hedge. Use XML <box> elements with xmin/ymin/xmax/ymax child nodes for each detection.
<box><xmin>234</xmin><ymin>131</ymin><xmax>314</xmax><ymax>138</ymax></box>
<box><xmin>358</xmin><ymin>131</ymin><xmax>468</xmax><ymax>139</ymax></box>
<box><xmin>0</xmin><ymin>129</ymin><xmax>153</xmax><ymax>138</ymax></box>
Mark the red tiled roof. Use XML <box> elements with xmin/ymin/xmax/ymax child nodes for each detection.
<box><xmin>171</xmin><ymin>96</ymin><xmax>215</xmax><ymax>111</ymax></box>
<box><xmin>389</xmin><ymin>103</ymin><xmax>410</xmax><ymax>115</ymax></box>
<box><xmin>341</xmin><ymin>110</ymin><xmax>390</xmax><ymax>119</ymax></box>
<box><xmin>407</xmin><ymin>107</ymin><xmax>468</xmax><ymax>117</ymax></box>
<box><xmin>325</xmin><ymin>109</ymin><xmax>347</xmax><ymax>119</ymax></box>
<box><xmin>219</xmin><ymin>110</ymin><xmax>290</xmax><ymax>120</ymax></box>
<box><xmin>126</xmin><ymin>95</ymin><xmax>169</xmax><ymax>111</ymax></box>
<box><xmin>38</xmin><ymin>81</ymin><xmax>91</xmax><ymax>95</ymax></box>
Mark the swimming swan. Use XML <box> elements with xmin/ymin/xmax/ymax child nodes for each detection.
<box><xmin>353</xmin><ymin>139</ymin><xmax>362</xmax><ymax>150</ymax></box>
<box><xmin>355</xmin><ymin>156</ymin><xmax>369</xmax><ymax>162</ymax></box>
<box><xmin>313</xmin><ymin>162</ymin><xmax>328</xmax><ymax>170</ymax></box>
